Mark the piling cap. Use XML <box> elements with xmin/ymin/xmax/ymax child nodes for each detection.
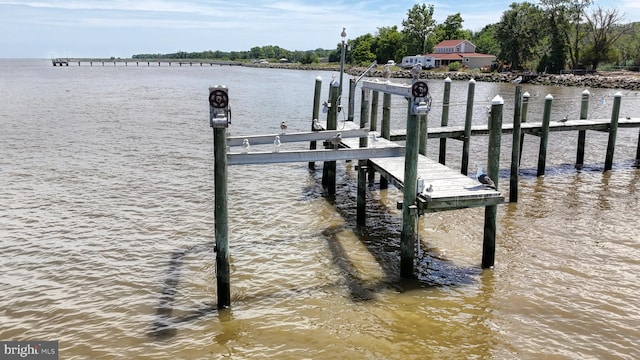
<box><xmin>545</xmin><ymin>94</ymin><xmax>554</xmax><ymax>100</ymax></box>
<box><xmin>491</xmin><ymin>95</ymin><xmax>503</xmax><ymax>105</ymax></box>
<box><xmin>316</xmin><ymin>76</ymin><xmax>322</xmax><ymax>81</ymax></box>
<box><xmin>582</xmin><ymin>89</ymin><xmax>590</xmax><ymax>96</ymax></box>
<box><xmin>469</xmin><ymin>78</ymin><xmax>476</xmax><ymax>84</ymax></box>
<box><xmin>444</xmin><ymin>77</ymin><xmax>452</xmax><ymax>83</ymax></box>
<box><xmin>523</xmin><ymin>92</ymin><xmax>530</xmax><ymax>98</ymax></box>
<box><xmin>614</xmin><ymin>91</ymin><xmax>622</xmax><ymax>97</ymax></box>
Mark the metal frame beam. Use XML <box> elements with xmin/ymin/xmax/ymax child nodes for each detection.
<box><xmin>228</xmin><ymin>147</ymin><xmax>405</xmax><ymax>165</ymax></box>
<box><xmin>361</xmin><ymin>80</ymin><xmax>412</xmax><ymax>98</ymax></box>
<box><xmin>227</xmin><ymin>128</ymin><xmax>368</xmax><ymax>146</ymax></box>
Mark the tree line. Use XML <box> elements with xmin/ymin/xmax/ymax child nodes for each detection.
<box><xmin>133</xmin><ymin>1</ymin><xmax>640</xmax><ymax>73</ymax></box>
<box><xmin>132</xmin><ymin>47</ymin><xmax>331</xmax><ymax>65</ymax></box>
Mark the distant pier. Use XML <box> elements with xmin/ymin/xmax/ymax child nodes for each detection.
<box><xmin>51</xmin><ymin>58</ymin><xmax>69</xmax><ymax>66</ymax></box>
<box><xmin>51</xmin><ymin>58</ymin><xmax>243</xmax><ymax>67</ymax></box>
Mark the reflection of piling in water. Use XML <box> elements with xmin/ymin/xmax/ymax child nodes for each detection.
<box><xmin>150</xmin><ymin>250</ymin><xmax>185</xmax><ymax>338</ymax></box>
<box><xmin>150</xmin><ymin>243</ymin><xmax>217</xmax><ymax>339</ymax></box>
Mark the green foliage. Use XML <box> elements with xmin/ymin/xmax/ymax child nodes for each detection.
<box><xmin>376</xmin><ymin>26</ymin><xmax>403</xmax><ymax>64</ymax></box>
<box><xmin>616</xmin><ymin>23</ymin><xmax>640</xmax><ymax>68</ymax></box>
<box><xmin>448</xmin><ymin>61</ymin><xmax>462</xmax><ymax>71</ymax></box>
<box><xmin>401</xmin><ymin>4</ymin><xmax>436</xmax><ymax>55</ymax></box>
<box><xmin>348</xmin><ymin>33</ymin><xmax>378</xmax><ymax>65</ymax></box>
<box><xmin>583</xmin><ymin>6</ymin><xmax>632</xmax><ymax>69</ymax></box>
<box><xmin>496</xmin><ymin>2</ymin><xmax>546</xmax><ymax>70</ymax></box>
<box><xmin>300</xmin><ymin>51</ymin><xmax>319</xmax><ymax>64</ymax></box>
<box><xmin>133</xmin><ymin>47</ymin><xmax>333</xmax><ymax>63</ymax></box>
<box><xmin>472</xmin><ymin>24</ymin><xmax>500</xmax><ymax>55</ymax></box>
<box><xmin>438</xmin><ymin>13</ymin><xmax>470</xmax><ymax>41</ymax></box>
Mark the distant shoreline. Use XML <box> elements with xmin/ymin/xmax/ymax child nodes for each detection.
<box><xmin>45</xmin><ymin>58</ymin><xmax>640</xmax><ymax>90</ymax></box>
<box><xmin>248</xmin><ymin>62</ymin><xmax>640</xmax><ymax>91</ymax></box>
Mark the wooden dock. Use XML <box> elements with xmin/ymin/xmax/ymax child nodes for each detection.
<box><xmin>340</xmin><ymin>128</ymin><xmax>504</xmax><ymax>213</ymax></box>
<box><xmin>206</xmin><ymin>75</ymin><xmax>640</xmax><ymax>309</ymax></box>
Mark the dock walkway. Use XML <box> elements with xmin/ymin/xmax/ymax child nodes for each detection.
<box><xmin>337</xmin><ymin>123</ymin><xmax>504</xmax><ymax>213</ymax></box>
<box><xmin>388</xmin><ymin>117</ymin><xmax>640</xmax><ymax>140</ymax></box>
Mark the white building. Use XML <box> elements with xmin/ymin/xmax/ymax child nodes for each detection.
<box><xmin>401</xmin><ymin>55</ymin><xmax>436</xmax><ymax>69</ymax></box>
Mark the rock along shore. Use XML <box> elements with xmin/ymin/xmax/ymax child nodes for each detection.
<box><xmin>245</xmin><ymin>63</ymin><xmax>640</xmax><ymax>91</ymax></box>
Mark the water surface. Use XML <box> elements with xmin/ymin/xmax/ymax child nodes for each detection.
<box><xmin>1</xmin><ymin>59</ymin><xmax>639</xmax><ymax>359</ymax></box>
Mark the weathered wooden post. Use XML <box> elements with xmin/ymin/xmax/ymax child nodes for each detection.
<box><xmin>510</xmin><ymin>86</ymin><xmax>523</xmax><ymax>203</ymax></box>
<box><xmin>519</xmin><ymin>92</ymin><xmax>530</xmax><ymax>165</ymax></box>
<box><xmin>439</xmin><ymin>77</ymin><xmax>452</xmax><ymax>164</ymax></box>
<box><xmin>537</xmin><ymin>94</ymin><xmax>553</xmax><ymax>177</ymax></box>
<box><xmin>400</xmin><ymin>79</ymin><xmax>430</xmax><ymax>278</ymax></box>
<box><xmin>357</xmin><ymin>88</ymin><xmax>370</xmax><ymax>227</ymax></box>
<box><xmin>347</xmin><ymin>78</ymin><xmax>356</xmax><ymax>122</ymax></box>
<box><xmin>461</xmin><ymin>79</ymin><xmax>476</xmax><ymax>175</ymax></box>
<box><xmin>380</xmin><ymin>93</ymin><xmax>392</xmax><ymax>189</ymax></box>
<box><xmin>576</xmin><ymin>89</ymin><xmax>590</xmax><ymax>170</ymax></box>
<box><xmin>370</xmin><ymin>90</ymin><xmax>379</xmax><ymax>132</ymax></box>
<box><xmin>368</xmin><ymin>91</ymin><xmax>379</xmax><ymax>182</ymax></box>
<box><xmin>381</xmin><ymin>93</ymin><xmax>391</xmax><ymax>140</ymax></box>
<box><xmin>209</xmin><ymin>86</ymin><xmax>231</xmax><ymax>308</ymax></box>
<box><xmin>401</xmin><ymin>100</ymin><xmax>419</xmax><ymax>278</ymax></box>
<box><xmin>604</xmin><ymin>92</ymin><xmax>622</xmax><ymax>171</ymax></box>
<box><xmin>636</xmin><ymin>129</ymin><xmax>640</xmax><ymax>167</ymax></box>
<box><xmin>324</xmin><ymin>81</ymin><xmax>340</xmax><ymax>196</ymax></box>
<box><xmin>419</xmin><ymin>112</ymin><xmax>428</xmax><ymax>156</ymax></box>
<box><xmin>309</xmin><ymin>76</ymin><xmax>323</xmax><ymax>170</ymax></box>
<box><xmin>483</xmin><ymin>95</ymin><xmax>503</xmax><ymax>269</ymax></box>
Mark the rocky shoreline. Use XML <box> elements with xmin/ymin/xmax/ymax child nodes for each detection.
<box><xmin>246</xmin><ymin>63</ymin><xmax>640</xmax><ymax>91</ymax></box>
<box><xmin>367</xmin><ymin>68</ymin><xmax>640</xmax><ymax>91</ymax></box>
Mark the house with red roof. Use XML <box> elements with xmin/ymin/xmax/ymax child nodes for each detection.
<box><xmin>401</xmin><ymin>40</ymin><xmax>496</xmax><ymax>70</ymax></box>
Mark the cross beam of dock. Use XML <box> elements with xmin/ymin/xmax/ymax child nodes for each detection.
<box><xmin>386</xmin><ymin>117</ymin><xmax>640</xmax><ymax>141</ymax></box>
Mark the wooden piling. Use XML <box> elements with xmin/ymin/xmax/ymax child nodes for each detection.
<box><xmin>519</xmin><ymin>92</ymin><xmax>530</xmax><ymax>165</ymax></box>
<box><xmin>347</xmin><ymin>78</ymin><xmax>356</xmax><ymax>122</ymax></box>
<box><xmin>309</xmin><ymin>76</ymin><xmax>323</xmax><ymax>170</ymax></box>
<box><xmin>325</xmin><ymin>81</ymin><xmax>340</xmax><ymax>196</ymax></box>
<box><xmin>380</xmin><ymin>93</ymin><xmax>391</xmax><ymax>189</ymax></box>
<box><xmin>537</xmin><ymin>94</ymin><xmax>553</xmax><ymax>177</ymax></box>
<box><xmin>636</xmin><ymin>128</ymin><xmax>640</xmax><ymax>167</ymax></box>
<box><xmin>370</xmin><ymin>91</ymin><xmax>379</xmax><ymax>132</ymax></box>
<box><xmin>368</xmin><ymin>91</ymin><xmax>380</xmax><ymax>182</ymax></box>
<box><xmin>509</xmin><ymin>86</ymin><xmax>523</xmax><ymax>203</ymax></box>
<box><xmin>357</xmin><ymin>88</ymin><xmax>370</xmax><ymax>227</ymax></box>
<box><xmin>604</xmin><ymin>92</ymin><xmax>622</xmax><ymax>171</ymax></box>
<box><xmin>483</xmin><ymin>95</ymin><xmax>503</xmax><ymax>269</ymax></box>
<box><xmin>576</xmin><ymin>90</ymin><xmax>590</xmax><ymax>170</ymax></box>
<box><xmin>439</xmin><ymin>77</ymin><xmax>452</xmax><ymax>164</ymax></box>
<box><xmin>400</xmin><ymin>101</ymin><xmax>420</xmax><ymax>278</ymax></box>
<box><xmin>381</xmin><ymin>93</ymin><xmax>391</xmax><ymax>140</ymax></box>
<box><xmin>419</xmin><ymin>113</ymin><xmax>428</xmax><ymax>156</ymax></box>
<box><xmin>213</xmin><ymin>126</ymin><xmax>230</xmax><ymax>308</ymax></box>
<box><xmin>461</xmin><ymin>79</ymin><xmax>476</xmax><ymax>175</ymax></box>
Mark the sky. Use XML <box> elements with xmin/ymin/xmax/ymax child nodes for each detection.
<box><xmin>1</xmin><ymin>0</ymin><xmax>639</xmax><ymax>59</ymax></box>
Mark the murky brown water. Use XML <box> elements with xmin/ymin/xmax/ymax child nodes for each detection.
<box><xmin>1</xmin><ymin>59</ymin><xmax>639</xmax><ymax>359</ymax></box>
